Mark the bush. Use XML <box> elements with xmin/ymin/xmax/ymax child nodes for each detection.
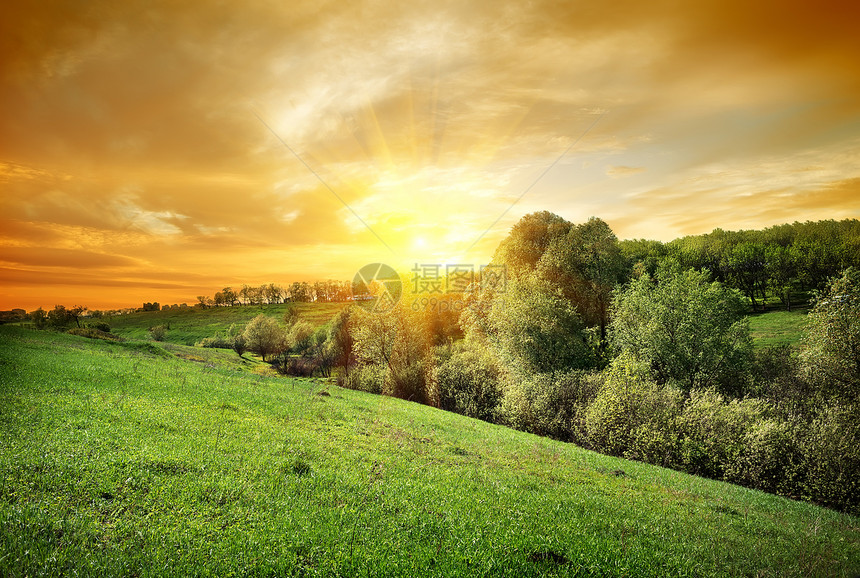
<box><xmin>726</xmin><ymin>417</ymin><xmax>800</xmax><ymax>495</ymax></box>
<box><xmin>384</xmin><ymin>356</ymin><xmax>435</xmax><ymax>405</ymax></box>
<box><xmin>676</xmin><ymin>390</ymin><xmax>772</xmax><ymax>480</ymax></box>
<box><xmin>195</xmin><ymin>335</ymin><xmax>233</xmax><ymax>349</ymax></box>
<box><xmin>750</xmin><ymin>345</ymin><xmax>815</xmax><ymax>417</ymax></box>
<box><xmin>150</xmin><ymin>325</ymin><xmax>167</xmax><ymax>341</ymax></box>
<box><xmin>584</xmin><ymin>354</ymin><xmax>684</xmax><ymax>461</ymax></box>
<box><xmin>341</xmin><ymin>363</ymin><xmax>386</xmax><ymax>394</ymax></box>
<box><xmin>88</xmin><ymin>321</ymin><xmax>111</xmax><ymax>333</ymax></box>
<box><xmin>276</xmin><ymin>356</ymin><xmax>319</xmax><ymax>377</ymax></box>
<box><xmin>503</xmin><ymin>370</ymin><xmax>602</xmax><ymax>443</ymax></box>
<box><xmin>67</xmin><ymin>327</ymin><xmax>121</xmax><ymax>341</ymax></box>
<box><xmin>798</xmin><ymin>401</ymin><xmax>860</xmax><ymax>515</ymax></box>
<box><xmin>435</xmin><ymin>343</ymin><xmax>504</xmax><ymax>423</ymax></box>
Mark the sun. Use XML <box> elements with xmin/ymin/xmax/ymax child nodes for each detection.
<box><xmin>413</xmin><ymin>237</ymin><xmax>427</xmax><ymax>249</ymax></box>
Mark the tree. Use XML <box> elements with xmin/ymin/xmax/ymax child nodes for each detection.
<box><xmin>262</xmin><ymin>283</ymin><xmax>283</xmax><ymax>305</ymax></box>
<box><xmin>491</xmin><ymin>210</ymin><xmax>571</xmax><ymax>280</ymax></box>
<box><xmin>46</xmin><ymin>305</ymin><xmax>85</xmax><ymax>329</ymax></box>
<box><xmin>721</xmin><ymin>242</ymin><xmax>768</xmax><ymax>311</ymax></box>
<box><xmin>242</xmin><ymin>315</ymin><xmax>289</xmax><ymax>362</ymax></box>
<box><xmin>486</xmin><ymin>277</ymin><xmax>594</xmax><ymax>375</ymax></box>
<box><xmin>800</xmin><ymin>267</ymin><xmax>860</xmax><ymax>402</ymax></box>
<box><xmin>765</xmin><ymin>244</ymin><xmax>798</xmax><ymax>311</ymax></box>
<box><xmin>289</xmin><ymin>282</ymin><xmax>313</xmax><ymax>302</ymax></box>
<box><xmin>329</xmin><ymin>306</ymin><xmax>356</xmax><ymax>383</ymax></box>
<box><xmin>221</xmin><ymin>287</ymin><xmax>238</xmax><ymax>306</ymax></box>
<box><xmin>538</xmin><ymin>217</ymin><xmax>627</xmax><ymax>348</ymax></box>
<box><xmin>610</xmin><ymin>267</ymin><xmax>753</xmax><ymax>394</ymax></box>
<box><xmin>29</xmin><ymin>308</ymin><xmax>47</xmax><ymax>329</ymax></box>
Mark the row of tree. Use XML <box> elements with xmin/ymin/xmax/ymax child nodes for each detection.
<box><xmin>195</xmin><ymin>280</ymin><xmax>353</xmax><ymax>308</ymax></box>
<box><xmin>621</xmin><ymin>219</ymin><xmax>860</xmax><ymax>310</ymax></box>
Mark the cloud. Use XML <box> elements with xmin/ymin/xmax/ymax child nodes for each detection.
<box><xmin>606</xmin><ymin>165</ymin><xmax>646</xmax><ymax>178</ymax></box>
<box><xmin>1</xmin><ymin>0</ymin><xmax>859</xmax><ymax>307</ymax></box>
<box><xmin>0</xmin><ymin>247</ymin><xmax>140</xmax><ymax>269</ymax></box>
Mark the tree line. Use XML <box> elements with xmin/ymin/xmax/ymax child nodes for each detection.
<box><xmin>195</xmin><ymin>280</ymin><xmax>353</xmax><ymax>308</ymax></box>
<box><xmin>621</xmin><ymin>218</ymin><xmax>860</xmax><ymax>311</ymax></box>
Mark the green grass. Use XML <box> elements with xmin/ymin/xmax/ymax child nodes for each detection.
<box><xmin>103</xmin><ymin>302</ymin><xmax>347</xmax><ymax>345</ymax></box>
<box><xmin>747</xmin><ymin>307</ymin><xmax>811</xmax><ymax>348</ymax></box>
<box><xmin>1</xmin><ymin>326</ymin><xmax>858</xmax><ymax>576</ymax></box>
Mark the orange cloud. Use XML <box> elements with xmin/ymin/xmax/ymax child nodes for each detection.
<box><xmin>1</xmin><ymin>1</ymin><xmax>859</xmax><ymax>308</ymax></box>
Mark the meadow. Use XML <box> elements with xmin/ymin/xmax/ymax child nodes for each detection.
<box><xmin>746</xmin><ymin>307</ymin><xmax>810</xmax><ymax>348</ymax></box>
<box><xmin>0</xmin><ymin>325</ymin><xmax>857</xmax><ymax>576</ymax></box>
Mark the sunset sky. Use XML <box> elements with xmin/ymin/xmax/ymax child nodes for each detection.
<box><xmin>2</xmin><ymin>0</ymin><xmax>859</xmax><ymax>310</ymax></box>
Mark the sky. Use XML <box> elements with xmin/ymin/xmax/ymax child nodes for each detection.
<box><xmin>1</xmin><ymin>0</ymin><xmax>859</xmax><ymax>310</ymax></box>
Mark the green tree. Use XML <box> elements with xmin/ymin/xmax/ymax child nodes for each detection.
<box><xmin>221</xmin><ymin>287</ymin><xmax>239</xmax><ymax>306</ymax></box>
<box><xmin>610</xmin><ymin>267</ymin><xmax>753</xmax><ymax>394</ymax></box>
<box><xmin>242</xmin><ymin>315</ymin><xmax>289</xmax><ymax>362</ymax></box>
<box><xmin>799</xmin><ymin>267</ymin><xmax>860</xmax><ymax>402</ymax></box>
<box><xmin>487</xmin><ymin>277</ymin><xmax>594</xmax><ymax>375</ymax></box>
<box><xmin>491</xmin><ymin>210</ymin><xmax>571</xmax><ymax>279</ymax></box>
<box><xmin>47</xmin><ymin>305</ymin><xmax>85</xmax><ymax>329</ymax></box>
<box><xmin>29</xmin><ymin>307</ymin><xmax>47</xmax><ymax>329</ymax></box>
<box><xmin>538</xmin><ymin>217</ymin><xmax>627</xmax><ymax>348</ymax></box>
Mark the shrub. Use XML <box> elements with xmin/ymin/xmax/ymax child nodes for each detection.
<box><xmin>242</xmin><ymin>315</ymin><xmax>289</xmax><ymax>362</ymax></box>
<box><xmin>67</xmin><ymin>327</ymin><xmax>121</xmax><ymax>341</ymax></box>
<box><xmin>196</xmin><ymin>335</ymin><xmax>233</xmax><ymax>349</ymax></box>
<box><xmin>676</xmin><ymin>390</ymin><xmax>771</xmax><ymax>480</ymax></box>
<box><xmin>798</xmin><ymin>401</ymin><xmax>860</xmax><ymax>515</ymax></box>
<box><xmin>503</xmin><ymin>370</ymin><xmax>603</xmax><ymax>443</ymax></box>
<box><xmin>435</xmin><ymin>342</ymin><xmax>504</xmax><ymax>423</ymax></box>
<box><xmin>584</xmin><ymin>353</ymin><xmax>684</xmax><ymax>461</ymax></box>
<box><xmin>277</xmin><ymin>356</ymin><xmax>319</xmax><ymax>377</ymax></box>
<box><xmin>750</xmin><ymin>345</ymin><xmax>814</xmax><ymax>417</ymax></box>
<box><xmin>150</xmin><ymin>325</ymin><xmax>167</xmax><ymax>342</ymax></box>
<box><xmin>726</xmin><ymin>417</ymin><xmax>800</xmax><ymax>495</ymax></box>
<box><xmin>385</xmin><ymin>356</ymin><xmax>436</xmax><ymax>406</ymax></box>
<box><xmin>341</xmin><ymin>363</ymin><xmax>386</xmax><ymax>394</ymax></box>
<box><xmin>88</xmin><ymin>321</ymin><xmax>111</xmax><ymax>333</ymax></box>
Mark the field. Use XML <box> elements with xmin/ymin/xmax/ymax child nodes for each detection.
<box><xmin>104</xmin><ymin>302</ymin><xmax>347</xmax><ymax>345</ymax></box>
<box><xmin>747</xmin><ymin>307</ymin><xmax>810</xmax><ymax>348</ymax></box>
<box><xmin>1</xmin><ymin>326</ymin><xmax>857</xmax><ymax>576</ymax></box>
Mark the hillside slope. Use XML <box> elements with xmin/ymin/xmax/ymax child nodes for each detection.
<box><xmin>0</xmin><ymin>327</ymin><xmax>857</xmax><ymax>576</ymax></box>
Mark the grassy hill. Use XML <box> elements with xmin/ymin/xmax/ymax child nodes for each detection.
<box><xmin>103</xmin><ymin>302</ymin><xmax>347</xmax><ymax>345</ymax></box>
<box><xmin>0</xmin><ymin>326</ymin><xmax>857</xmax><ymax>576</ymax></box>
